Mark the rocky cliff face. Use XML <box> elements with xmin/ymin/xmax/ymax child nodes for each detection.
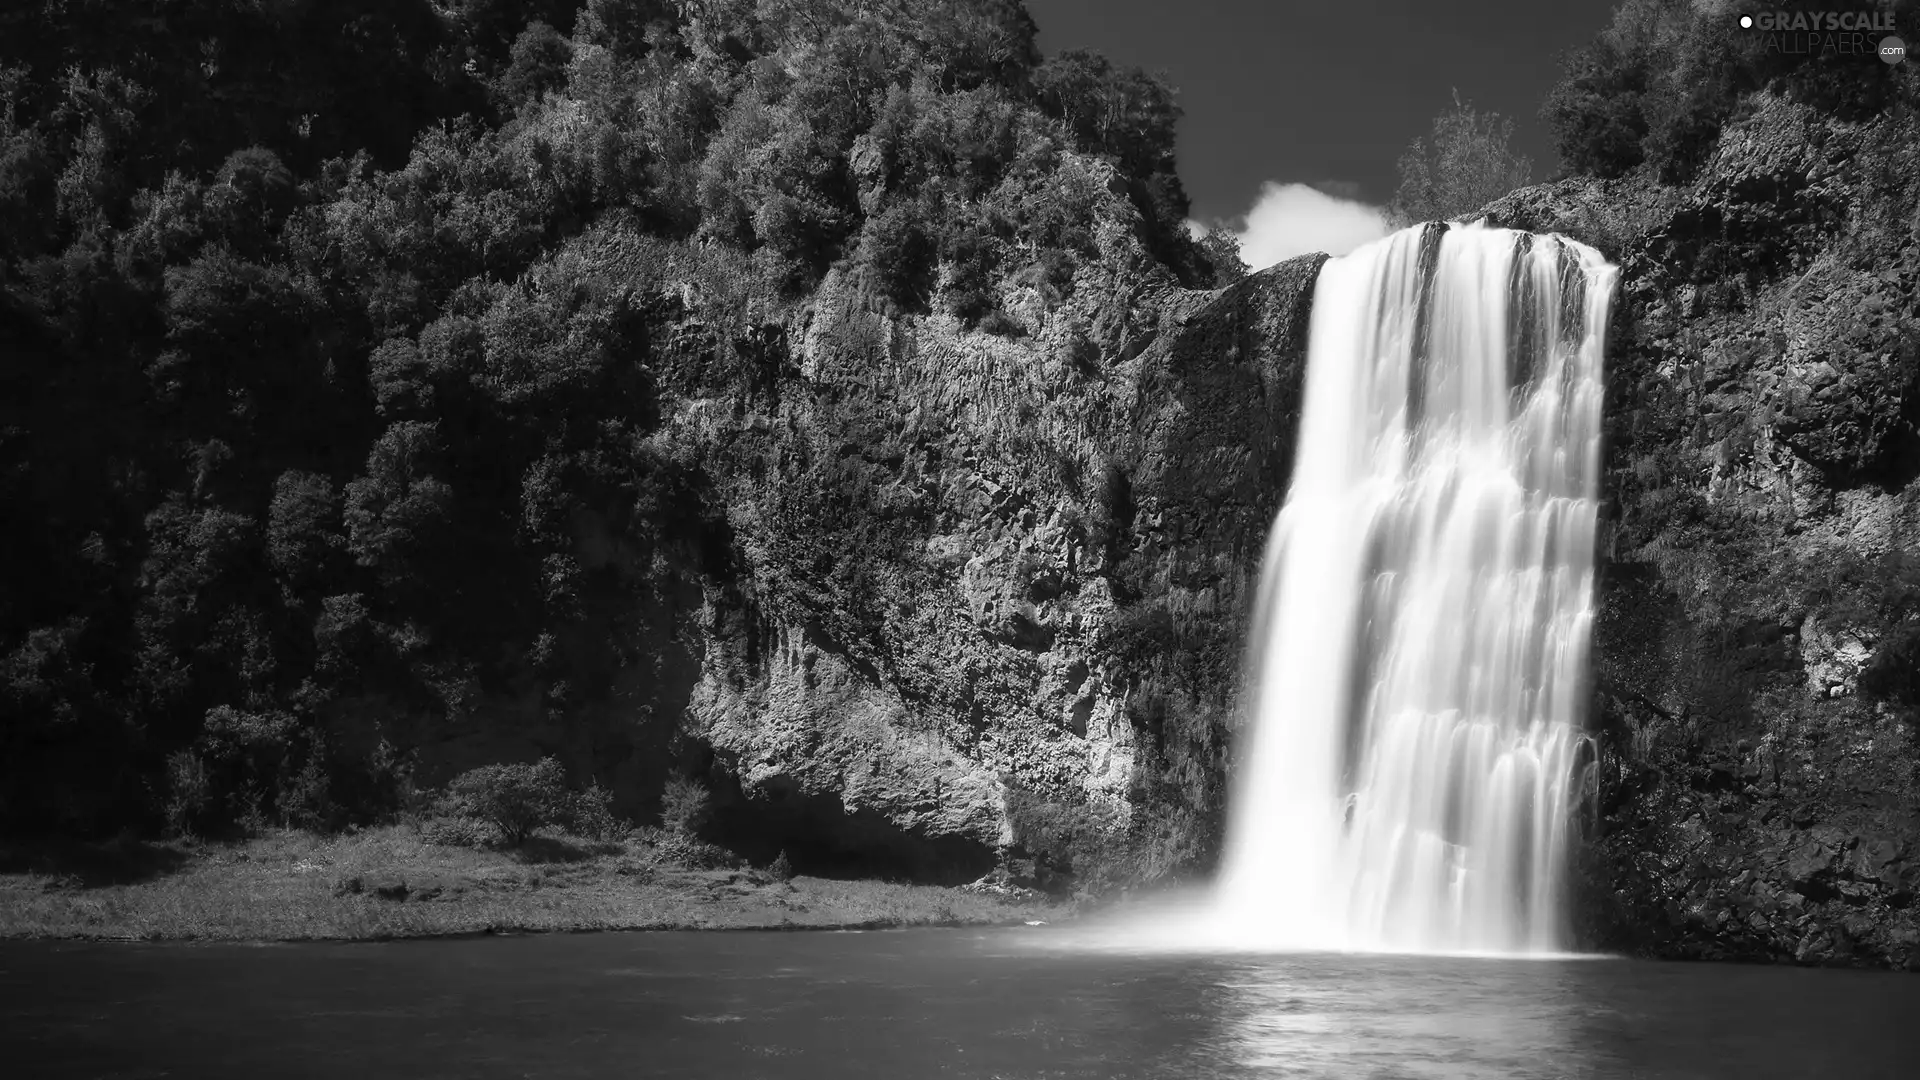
<box><xmin>1483</xmin><ymin>91</ymin><xmax>1920</xmax><ymax>969</ymax></box>
<box><xmin>666</xmin><ymin>155</ymin><xmax>1321</xmax><ymax>887</ymax></box>
<box><xmin>660</xmin><ymin>89</ymin><xmax>1920</xmax><ymax>969</ymax></box>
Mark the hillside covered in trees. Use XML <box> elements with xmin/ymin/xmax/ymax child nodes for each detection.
<box><xmin>8</xmin><ymin>0</ymin><xmax>1920</xmax><ymax>972</ymax></box>
<box><xmin>1</xmin><ymin>0</ymin><xmax>1236</xmax><ymax>844</ymax></box>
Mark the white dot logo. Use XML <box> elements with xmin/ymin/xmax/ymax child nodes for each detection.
<box><xmin>1739</xmin><ymin>14</ymin><xmax>1754</xmax><ymax>28</ymax></box>
<box><xmin>1883</xmin><ymin>36</ymin><xmax>1908</xmax><ymax>64</ymax></box>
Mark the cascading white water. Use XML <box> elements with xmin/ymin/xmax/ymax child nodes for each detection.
<box><xmin>1211</xmin><ymin>221</ymin><xmax>1617</xmax><ymax>955</ymax></box>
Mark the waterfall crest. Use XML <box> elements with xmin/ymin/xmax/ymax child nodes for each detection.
<box><xmin>1212</xmin><ymin>221</ymin><xmax>1618</xmax><ymax>955</ymax></box>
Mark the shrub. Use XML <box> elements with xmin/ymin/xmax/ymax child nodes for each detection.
<box><xmin>939</xmin><ymin>222</ymin><xmax>999</xmax><ymax>324</ymax></box>
<box><xmin>753</xmin><ymin>191</ymin><xmax>844</xmax><ymax>292</ymax></box>
<box><xmin>1634</xmin><ymin>14</ymin><xmax>1753</xmax><ymax>184</ymax></box>
<box><xmin>1390</xmin><ymin>90</ymin><xmax>1533</xmax><ymax>225</ymax></box>
<box><xmin>769</xmin><ymin>848</ymin><xmax>795</xmax><ymax>881</ymax></box>
<box><xmin>977</xmin><ymin>309</ymin><xmax>1022</xmax><ymax>337</ymax></box>
<box><xmin>564</xmin><ymin>780</ymin><xmax>624</xmax><ymax>840</ymax></box>
<box><xmin>421</xmin><ymin>814</ymin><xmax>496</xmax><ymax>848</ymax></box>
<box><xmin>1542</xmin><ymin>40</ymin><xmax>1650</xmax><ymax>180</ymax></box>
<box><xmin>442</xmin><ymin>757</ymin><xmax>573</xmax><ymax>845</ymax></box>
<box><xmin>658</xmin><ymin>774</ymin><xmax>711</xmax><ymax>836</ymax></box>
<box><xmin>1014</xmin><ymin>248</ymin><xmax>1076</xmax><ymax>305</ymax></box>
<box><xmin>278</xmin><ymin>734</ymin><xmax>336</xmax><ymax>831</ymax></box>
<box><xmin>861</xmin><ymin>201</ymin><xmax>935</xmax><ymax>311</ymax></box>
<box><xmin>651</xmin><ymin>829</ymin><xmax>741</xmax><ymax>870</ymax></box>
<box><xmin>1031</xmin><ymin>51</ymin><xmax>1180</xmax><ymax>183</ymax></box>
<box><xmin>331</xmin><ymin>735</ymin><xmax>418</xmax><ymax>827</ymax></box>
<box><xmin>163</xmin><ymin>750</ymin><xmax>211</xmax><ymax>839</ymax></box>
<box><xmin>1196</xmin><ymin>227</ymin><xmax>1247</xmax><ymax>287</ymax></box>
<box><xmin>266</xmin><ymin>470</ymin><xmax>342</xmax><ymax>579</ymax></box>
<box><xmin>581</xmin><ymin>0</ymin><xmax>676</xmax><ymax>61</ymax></box>
<box><xmin>502</xmin><ymin>22</ymin><xmax>573</xmax><ymax>108</ymax></box>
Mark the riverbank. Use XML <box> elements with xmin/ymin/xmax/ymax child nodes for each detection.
<box><xmin>0</xmin><ymin>828</ymin><xmax>1065</xmax><ymax>942</ymax></box>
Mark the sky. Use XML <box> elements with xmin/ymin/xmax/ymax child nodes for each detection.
<box><xmin>1024</xmin><ymin>0</ymin><xmax>1628</xmax><ymax>267</ymax></box>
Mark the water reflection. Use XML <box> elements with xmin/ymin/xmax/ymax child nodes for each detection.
<box><xmin>1209</xmin><ymin>955</ymin><xmax>1587</xmax><ymax>1079</ymax></box>
<box><xmin>2</xmin><ymin>929</ymin><xmax>1916</xmax><ymax>1079</ymax></box>
<box><xmin>1015</xmin><ymin>917</ymin><xmax>1915</xmax><ymax>1080</ymax></box>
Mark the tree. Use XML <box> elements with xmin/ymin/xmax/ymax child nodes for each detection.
<box><xmin>658</xmin><ymin>774</ymin><xmax>711</xmax><ymax>836</ymax></box>
<box><xmin>1389</xmin><ymin>90</ymin><xmax>1533</xmax><ymax>226</ymax></box>
<box><xmin>1031</xmin><ymin>50</ymin><xmax>1179</xmax><ymax>181</ymax></box>
<box><xmin>500</xmin><ymin>22</ymin><xmax>573</xmax><ymax>108</ymax></box>
<box><xmin>443</xmin><ymin>757</ymin><xmax>573</xmax><ymax>845</ymax></box>
<box><xmin>1541</xmin><ymin>40</ymin><xmax>1650</xmax><ymax>180</ymax></box>
<box><xmin>1196</xmin><ymin>227</ymin><xmax>1246</xmax><ymax>288</ymax></box>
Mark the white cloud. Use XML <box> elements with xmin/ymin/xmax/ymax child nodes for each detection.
<box><xmin>1227</xmin><ymin>182</ymin><xmax>1392</xmax><ymax>271</ymax></box>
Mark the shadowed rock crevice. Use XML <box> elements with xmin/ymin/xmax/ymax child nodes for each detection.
<box><xmin>701</xmin><ymin>770</ymin><xmax>996</xmax><ymax>886</ymax></box>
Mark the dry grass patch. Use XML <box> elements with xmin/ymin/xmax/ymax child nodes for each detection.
<box><xmin>0</xmin><ymin>827</ymin><xmax>1062</xmax><ymax>941</ymax></box>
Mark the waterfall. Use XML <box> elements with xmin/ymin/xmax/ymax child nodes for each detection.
<box><xmin>1212</xmin><ymin>221</ymin><xmax>1618</xmax><ymax>955</ymax></box>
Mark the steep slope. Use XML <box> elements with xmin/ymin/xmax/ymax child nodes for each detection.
<box><xmin>1482</xmin><ymin>89</ymin><xmax>1920</xmax><ymax>969</ymax></box>
<box><xmin>673</xmin><ymin>186</ymin><xmax>1322</xmax><ymax>883</ymax></box>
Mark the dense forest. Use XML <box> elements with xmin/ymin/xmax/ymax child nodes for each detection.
<box><xmin>3</xmin><ymin>0</ymin><xmax>1914</xmax><ymax>862</ymax></box>
<box><xmin>0</xmin><ymin>0</ymin><xmax>1225</xmax><ymax>839</ymax></box>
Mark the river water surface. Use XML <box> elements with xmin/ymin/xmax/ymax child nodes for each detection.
<box><xmin>3</xmin><ymin>928</ymin><xmax>1916</xmax><ymax>1078</ymax></box>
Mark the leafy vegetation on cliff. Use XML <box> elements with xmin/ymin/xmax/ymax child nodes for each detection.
<box><xmin>0</xmin><ymin>0</ymin><xmax>1235</xmax><ymax>843</ymax></box>
<box><xmin>1543</xmin><ymin>0</ymin><xmax>1909</xmax><ymax>183</ymax></box>
<box><xmin>1388</xmin><ymin>91</ymin><xmax>1533</xmax><ymax>226</ymax></box>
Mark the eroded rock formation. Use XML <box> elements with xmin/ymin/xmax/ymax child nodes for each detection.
<box><xmin>673</xmin><ymin>158</ymin><xmax>1322</xmax><ymax>887</ymax></box>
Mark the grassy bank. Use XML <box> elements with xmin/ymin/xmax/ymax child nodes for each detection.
<box><xmin>0</xmin><ymin>828</ymin><xmax>1063</xmax><ymax>942</ymax></box>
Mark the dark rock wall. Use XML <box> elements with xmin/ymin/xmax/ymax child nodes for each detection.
<box><xmin>676</xmin><ymin>156</ymin><xmax>1323</xmax><ymax>886</ymax></box>
<box><xmin>1483</xmin><ymin>91</ymin><xmax>1920</xmax><ymax>969</ymax></box>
